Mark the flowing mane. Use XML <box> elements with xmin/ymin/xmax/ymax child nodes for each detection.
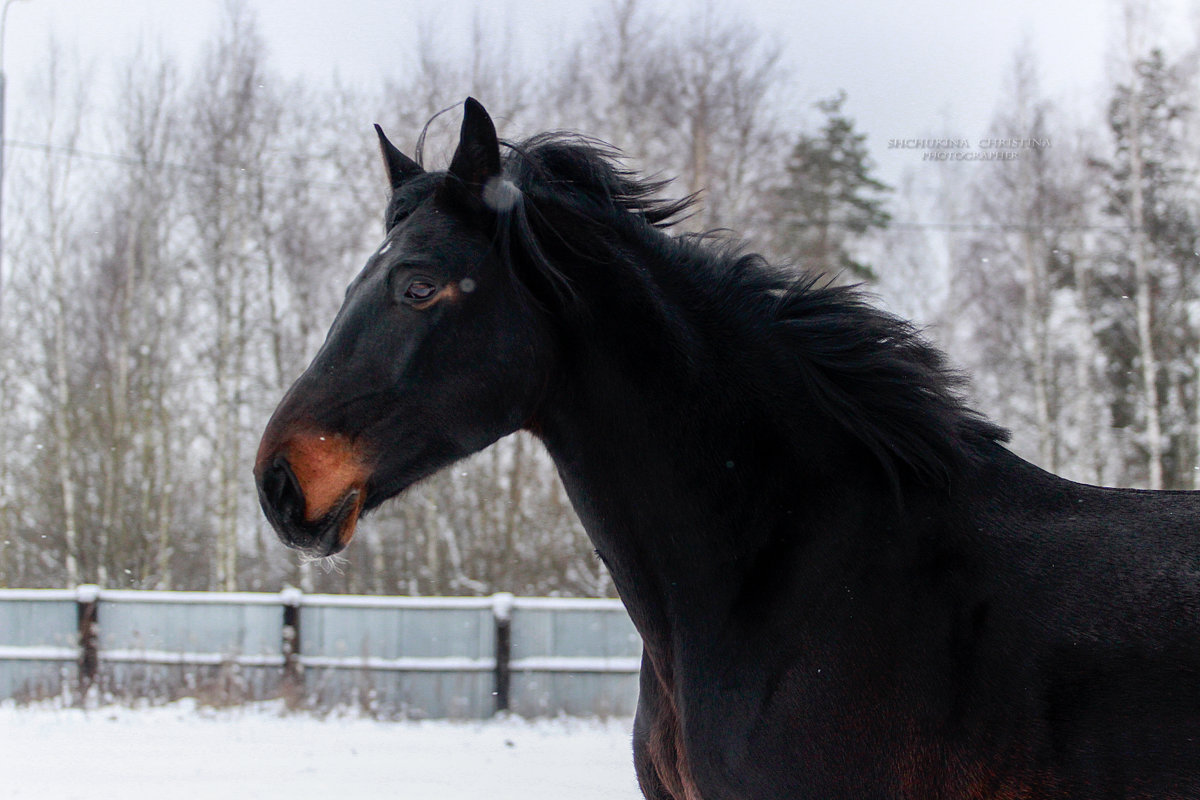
<box><xmin>493</xmin><ymin>133</ymin><xmax>1009</xmax><ymax>491</ymax></box>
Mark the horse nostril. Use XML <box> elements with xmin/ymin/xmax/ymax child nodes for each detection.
<box><xmin>261</xmin><ymin>456</ymin><xmax>304</xmax><ymax>521</ymax></box>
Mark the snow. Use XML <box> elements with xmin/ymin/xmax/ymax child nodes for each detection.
<box><xmin>0</xmin><ymin>646</ymin><xmax>76</xmax><ymax>662</ymax></box>
<box><xmin>508</xmin><ymin>597</ymin><xmax>626</xmax><ymax>612</ymax></box>
<box><xmin>510</xmin><ymin>656</ymin><xmax>641</xmax><ymax>673</ymax></box>
<box><xmin>491</xmin><ymin>592</ymin><xmax>515</xmax><ymax>623</ymax></box>
<box><xmin>1</xmin><ymin>701</ymin><xmax>641</xmax><ymax>799</ymax></box>
<box><xmin>99</xmin><ymin>649</ymin><xmax>286</xmax><ymax>668</ymax></box>
<box><xmin>298</xmin><ymin>654</ymin><xmax>492</xmax><ymax>671</ymax></box>
<box><xmin>0</xmin><ymin>587</ymin><xmax>628</xmax><ymax>612</ymax></box>
<box><xmin>0</xmin><ymin>589</ymin><xmax>77</xmax><ymax>602</ymax></box>
<box><xmin>298</xmin><ymin>594</ymin><xmax>496</xmax><ymax>610</ymax></box>
<box><xmin>75</xmin><ymin>585</ymin><xmax>101</xmax><ymax>604</ymax></box>
<box><xmin>94</xmin><ymin>590</ymin><xmax>294</xmax><ymax>606</ymax></box>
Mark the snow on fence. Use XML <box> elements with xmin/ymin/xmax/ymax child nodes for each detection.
<box><xmin>0</xmin><ymin>587</ymin><xmax>642</xmax><ymax>718</ymax></box>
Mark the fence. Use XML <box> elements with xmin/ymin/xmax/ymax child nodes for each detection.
<box><xmin>0</xmin><ymin>587</ymin><xmax>642</xmax><ymax>718</ymax></box>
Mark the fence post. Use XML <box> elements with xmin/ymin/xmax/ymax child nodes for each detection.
<box><xmin>491</xmin><ymin>592</ymin><xmax>514</xmax><ymax>715</ymax></box>
<box><xmin>280</xmin><ymin>586</ymin><xmax>303</xmax><ymax>707</ymax></box>
<box><xmin>75</xmin><ymin>584</ymin><xmax>100</xmax><ymax>702</ymax></box>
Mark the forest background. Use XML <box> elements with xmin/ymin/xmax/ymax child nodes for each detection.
<box><xmin>2</xmin><ymin>0</ymin><xmax>1196</xmax><ymax>596</ymax></box>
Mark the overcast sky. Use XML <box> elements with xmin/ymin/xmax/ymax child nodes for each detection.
<box><xmin>2</xmin><ymin>0</ymin><xmax>1196</xmax><ymax>182</ymax></box>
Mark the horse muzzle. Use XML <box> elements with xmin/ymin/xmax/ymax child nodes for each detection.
<box><xmin>254</xmin><ymin>431</ymin><xmax>371</xmax><ymax>557</ymax></box>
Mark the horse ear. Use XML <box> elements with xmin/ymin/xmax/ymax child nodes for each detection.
<box><xmin>375</xmin><ymin>124</ymin><xmax>423</xmax><ymax>190</ymax></box>
<box><xmin>448</xmin><ymin>97</ymin><xmax>501</xmax><ymax>189</ymax></box>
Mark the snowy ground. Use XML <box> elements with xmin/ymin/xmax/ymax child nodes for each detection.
<box><xmin>1</xmin><ymin>701</ymin><xmax>641</xmax><ymax>799</ymax></box>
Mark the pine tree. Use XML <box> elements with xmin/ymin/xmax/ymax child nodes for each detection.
<box><xmin>770</xmin><ymin>91</ymin><xmax>891</xmax><ymax>281</ymax></box>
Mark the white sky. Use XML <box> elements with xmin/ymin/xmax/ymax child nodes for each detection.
<box><xmin>1</xmin><ymin>0</ymin><xmax>1197</xmax><ymax>182</ymax></box>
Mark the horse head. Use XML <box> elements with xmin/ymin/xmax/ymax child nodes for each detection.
<box><xmin>254</xmin><ymin>99</ymin><xmax>553</xmax><ymax>556</ymax></box>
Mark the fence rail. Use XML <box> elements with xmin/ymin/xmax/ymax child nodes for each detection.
<box><xmin>0</xmin><ymin>587</ymin><xmax>642</xmax><ymax>718</ymax></box>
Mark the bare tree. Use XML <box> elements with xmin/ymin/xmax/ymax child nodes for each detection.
<box><xmin>183</xmin><ymin>1</ymin><xmax>282</xmax><ymax>590</ymax></box>
<box><xmin>950</xmin><ymin>46</ymin><xmax>1110</xmax><ymax>481</ymax></box>
<box><xmin>8</xmin><ymin>41</ymin><xmax>94</xmax><ymax>587</ymax></box>
<box><xmin>548</xmin><ymin>0</ymin><xmax>785</xmax><ymax>235</ymax></box>
<box><xmin>96</xmin><ymin>48</ymin><xmax>187</xmax><ymax>589</ymax></box>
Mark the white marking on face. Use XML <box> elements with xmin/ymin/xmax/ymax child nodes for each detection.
<box><xmin>377</xmin><ymin>240</ymin><xmax>392</xmax><ymax>257</ymax></box>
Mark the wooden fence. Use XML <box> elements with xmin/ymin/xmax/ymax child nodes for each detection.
<box><xmin>0</xmin><ymin>587</ymin><xmax>642</xmax><ymax>718</ymax></box>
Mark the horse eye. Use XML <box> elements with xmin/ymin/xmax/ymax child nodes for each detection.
<box><xmin>404</xmin><ymin>280</ymin><xmax>438</xmax><ymax>301</ymax></box>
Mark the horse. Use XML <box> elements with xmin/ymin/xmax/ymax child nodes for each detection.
<box><xmin>255</xmin><ymin>98</ymin><xmax>1200</xmax><ymax>798</ymax></box>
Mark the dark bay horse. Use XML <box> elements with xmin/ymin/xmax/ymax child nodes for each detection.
<box><xmin>255</xmin><ymin>98</ymin><xmax>1200</xmax><ymax>798</ymax></box>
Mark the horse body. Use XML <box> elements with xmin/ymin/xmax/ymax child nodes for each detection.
<box><xmin>538</xmin><ymin>273</ymin><xmax>1200</xmax><ymax>796</ymax></box>
<box><xmin>255</xmin><ymin>99</ymin><xmax>1200</xmax><ymax>798</ymax></box>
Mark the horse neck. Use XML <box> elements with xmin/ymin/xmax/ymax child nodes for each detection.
<box><xmin>534</xmin><ymin>250</ymin><xmax>883</xmax><ymax>644</ymax></box>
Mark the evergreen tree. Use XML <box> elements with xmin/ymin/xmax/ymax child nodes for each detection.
<box><xmin>1092</xmin><ymin>46</ymin><xmax>1200</xmax><ymax>488</ymax></box>
<box><xmin>770</xmin><ymin>91</ymin><xmax>891</xmax><ymax>281</ymax></box>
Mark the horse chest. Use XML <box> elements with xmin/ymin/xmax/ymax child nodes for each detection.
<box><xmin>634</xmin><ymin>640</ymin><xmax>1033</xmax><ymax>800</ymax></box>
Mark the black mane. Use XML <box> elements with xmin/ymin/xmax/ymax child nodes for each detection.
<box><xmin>493</xmin><ymin>134</ymin><xmax>1008</xmax><ymax>491</ymax></box>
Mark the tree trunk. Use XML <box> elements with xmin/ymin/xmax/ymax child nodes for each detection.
<box><xmin>1022</xmin><ymin>229</ymin><xmax>1055</xmax><ymax>472</ymax></box>
<box><xmin>1128</xmin><ymin>72</ymin><xmax>1164</xmax><ymax>489</ymax></box>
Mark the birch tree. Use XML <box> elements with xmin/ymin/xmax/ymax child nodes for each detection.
<box><xmin>1095</xmin><ymin>36</ymin><xmax>1198</xmax><ymax>488</ymax></box>
<box><xmin>8</xmin><ymin>43</ymin><xmax>93</xmax><ymax>586</ymax></box>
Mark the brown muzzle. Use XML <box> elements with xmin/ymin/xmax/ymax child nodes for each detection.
<box><xmin>254</xmin><ymin>429</ymin><xmax>371</xmax><ymax>556</ymax></box>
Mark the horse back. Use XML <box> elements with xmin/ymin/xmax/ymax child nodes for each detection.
<box><xmin>946</xmin><ymin>449</ymin><xmax>1200</xmax><ymax>794</ymax></box>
